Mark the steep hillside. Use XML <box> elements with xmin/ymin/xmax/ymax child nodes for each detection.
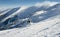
<box><xmin>0</xmin><ymin>2</ymin><xmax>60</xmax><ymax>37</ymax></box>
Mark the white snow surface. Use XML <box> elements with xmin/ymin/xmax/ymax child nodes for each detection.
<box><xmin>0</xmin><ymin>1</ymin><xmax>60</xmax><ymax>37</ymax></box>
<box><xmin>33</xmin><ymin>10</ymin><xmax>47</xmax><ymax>16</ymax></box>
<box><xmin>35</xmin><ymin>1</ymin><xmax>58</xmax><ymax>8</ymax></box>
<box><xmin>1</xmin><ymin>6</ymin><xmax>29</xmax><ymax>22</ymax></box>
<box><xmin>0</xmin><ymin>15</ymin><xmax>60</xmax><ymax>37</ymax></box>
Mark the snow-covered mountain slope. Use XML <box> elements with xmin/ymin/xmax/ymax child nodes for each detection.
<box><xmin>0</xmin><ymin>7</ymin><xmax>20</xmax><ymax>21</ymax></box>
<box><xmin>0</xmin><ymin>1</ymin><xmax>60</xmax><ymax>37</ymax></box>
<box><xmin>0</xmin><ymin>15</ymin><xmax>60</xmax><ymax>37</ymax></box>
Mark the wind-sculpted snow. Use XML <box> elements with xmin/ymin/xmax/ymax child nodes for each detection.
<box><xmin>0</xmin><ymin>9</ymin><xmax>9</xmax><ymax>14</ymax></box>
<box><xmin>0</xmin><ymin>9</ymin><xmax>12</xmax><ymax>21</ymax></box>
<box><xmin>0</xmin><ymin>15</ymin><xmax>60</xmax><ymax>37</ymax></box>
<box><xmin>0</xmin><ymin>3</ymin><xmax>60</xmax><ymax>30</ymax></box>
<box><xmin>0</xmin><ymin>2</ymin><xmax>60</xmax><ymax>37</ymax></box>
<box><xmin>31</xmin><ymin>4</ymin><xmax>60</xmax><ymax>23</ymax></box>
<box><xmin>0</xmin><ymin>7</ymin><xmax>20</xmax><ymax>21</ymax></box>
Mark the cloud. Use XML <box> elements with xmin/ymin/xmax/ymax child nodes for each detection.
<box><xmin>35</xmin><ymin>1</ymin><xmax>59</xmax><ymax>8</ymax></box>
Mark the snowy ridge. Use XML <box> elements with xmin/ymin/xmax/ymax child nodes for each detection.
<box><xmin>0</xmin><ymin>15</ymin><xmax>60</xmax><ymax>37</ymax></box>
<box><xmin>0</xmin><ymin>1</ymin><xmax>60</xmax><ymax>37</ymax></box>
<box><xmin>0</xmin><ymin>9</ymin><xmax>12</xmax><ymax>16</ymax></box>
<box><xmin>35</xmin><ymin>1</ymin><xmax>58</xmax><ymax>8</ymax></box>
